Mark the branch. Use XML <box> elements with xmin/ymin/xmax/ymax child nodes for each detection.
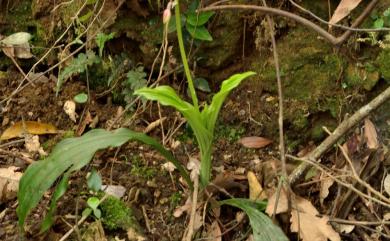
<box><xmin>199</xmin><ymin>0</ymin><xmax>381</xmax><ymax>46</ymax></box>
<box><xmin>288</xmin><ymin>85</ymin><xmax>390</xmax><ymax>185</ymax></box>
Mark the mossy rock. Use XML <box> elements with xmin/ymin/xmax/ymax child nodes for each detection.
<box><xmin>376</xmin><ymin>49</ymin><xmax>390</xmax><ymax>82</ymax></box>
<box><xmin>251</xmin><ymin>26</ymin><xmax>345</xmax><ymax>131</ymax></box>
<box><xmin>99</xmin><ymin>195</ymin><xmax>141</xmax><ymax>232</ymax></box>
<box><xmin>197</xmin><ymin>11</ymin><xmax>243</xmax><ymax>70</ymax></box>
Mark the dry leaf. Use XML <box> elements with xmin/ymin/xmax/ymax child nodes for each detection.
<box><xmin>101</xmin><ymin>185</ymin><xmax>126</xmax><ymax>199</ymax></box>
<box><xmin>290</xmin><ymin>197</ymin><xmax>340</xmax><ymax>241</ymax></box>
<box><xmin>265</xmin><ymin>188</ymin><xmax>289</xmax><ymax>215</ymax></box>
<box><xmin>247</xmin><ymin>171</ymin><xmax>267</xmax><ymax>201</ymax></box>
<box><xmin>13</xmin><ymin>43</ymin><xmax>33</xmax><ymax>59</ymax></box>
<box><xmin>81</xmin><ymin>220</ymin><xmax>107</xmax><ymax>241</ymax></box>
<box><xmin>329</xmin><ymin>0</ymin><xmax>363</xmax><ymax>25</ymax></box>
<box><xmin>64</xmin><ymin>100</ymin><xmax>77</xmax><ymax>122</ymax></box>
<box><xmin>207</xmin><ymin>220</ymin><xmax>222</xmax><ymax>241</ymax></box>
<box><xmin>0</xmin><ymin>166</ymin><xmax>22</xmax><ymax>202</ymax></box>
<box><xmin>127</xmin><ymin>227</ymin><xmax>146</xmax><ymax>241</ymax></box>
<box><xmin>24</xmin><ymin>134</ymin><xmax>47</xmax><ymax>156</ymax></box>
<box><xmin>266</xmin><ymin>190</ymin><xmax>340</xmax><ymax>241</ymax></box>
<box><xmin>291</xmin><ymin>208</ymin><xmax>340</xmax><ymax>241</ymax></box>
<box><xmin>336</xmin><ymin>223</ymin><xmax>355</xmax><ymax>234</ymax></box>
<box><xmin>364</xmin><ymin>118</ymin><xmax>378</xmax><ymax>150</ymax></box>
<box><xmin>319</xmin><ymin>172</ymin><xmax>334</xmax><ymax>205</ymax></box>
<box><xmin>76</xmin><ymin>111</ymin><xmax>93</xmax><ymax>136</ymax></box>
<box><xmin>187</xmin><ymin>157</ymin><xmax>200</xmax><ymax>180</ymax></box>
<box><xmin>173</xmin><ymin>197</ymin><xmax>192</xmax><ymax>217</ymax></box>
<box><xmin>143</xmin><ymin>117</ymin><xmax>166</xmax><ymax>134</ymax></box>
<box><xmin>162</xmin><ymin>162</ymin><xmax>176</xmax><ymax>172</ymax></box>
<box><xmin>384</xmin><ymin>174</ymin><xmax>390</xmax><ymax>196</ymax></box>
<box><xmin>238</xmin><ymin>136</ymin><xmax>272</xmax><ymax>149</ymax></box>
<box><xmin>1</xmin><ymin>121</ymin><xmax>57</xmax><ymax>140</ymax></box>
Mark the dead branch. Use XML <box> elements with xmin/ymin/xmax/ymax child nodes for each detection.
<box><xmin>288</xmin><ymin>86</ymin><xmax>390</xmax><ymax>185</ymax></box>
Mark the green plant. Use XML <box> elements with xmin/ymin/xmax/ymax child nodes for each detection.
<box><xmin>135</xmin><ymin>1</ymin><xmax>255</xmax><ymax>186</ymax></box>
<box><xmin>358</xmin><ymin>7</ymin><xmax>390</xmax><ymax>48</ymax></box>
<box><xmin>122</xmin><ymin>66</ymin><xmax>148</xmax><ymax>110</ymax></box>
<box><xmin>130</xmin><ymin>155</ymin><xmax>157</xmax><ymax>179</ymax></box>
<box><xmin>184</xmin><ymin>0</ymin><xmax>214</xmax><ymax>41</ymax></box>
<box><xmin>99</xmin><ymin>194</ymin><xmax>140</xmax><ymax>231</ymax></box>
<box><xmin>74</xmin><ymin>92</ymin><xmax>88</xmax><ymax>103</ymax></box>
<box><xmin>96</xmin><ymin>32</ymin><xmax>115</xmax><ymax>57</ymax></box>
<box><xmin>220</xmin><ymin>199</ymin><xmax>288</xmax><ymax>241</ymax></box>
<box><xmin>57</xmin><ymin>50</ymin><xmax>100</xmax><ymax>95</ymax></box>
<box><xmin>17</xmin><ymin>129</ymin><xmax>192</xmax><ymax>231</ymax></box>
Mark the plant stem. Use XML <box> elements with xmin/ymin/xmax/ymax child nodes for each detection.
<box><xmin>175</xmin><ymin>0</ymin><xmax>199</xmax><ymax>109</ymax></box>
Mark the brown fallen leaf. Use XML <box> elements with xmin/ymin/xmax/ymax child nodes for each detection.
<box><xmin>0</xmin><ymin>166</ymin><xmax>22</xmax><ymax>203</ymax></box>
<box><xmin>319</xmin><ymin>172</ymin><xmax>334</xmax><ymax>206</ymax></box>
<box><xmin>329</xmin><ymin>0</ymin><xmax>363</xmax><ymax>25</ymax></box>
<box><xmin>76</xmin><ymin>110</ymin><xmax>93</xmax><ymax>136</ymax></box>
<box><xmin>247</xmin><ymin>171</ymin><xmax>267</xmax><ymax>201</ymax></box>
<box><xmin>266</xmin><ymin>190</ymin><xmax>340</xmax><ymax>241</ymax></box>
<box><xmin>290</xmin><ymin>197</ymin><xmax>340</xmax><ymax>241</ymax></box>
<box><xmin>1</xmin><ymin>121</ymin><xmax>57</xmax><ymax>140</ymax></box>
<box><xmin>207</xmin><ymin>220</ymin><xmax>222</xmax><ymax>241</ymax></box>
<box><xmin>238</xmin><ymin>136</ymin><xmax>272</xmax><ymax>149</ymax></box>
<box><xmin>364</xmin><ymin>118</ymin><xmax>378</xmax><ymax>150</ymax></box>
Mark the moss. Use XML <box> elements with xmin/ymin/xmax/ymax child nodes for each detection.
<box><xmin>345</xmin><ymin>63</ymin><xmax>380</xmax><ymax>90</ymax></box>
<box><xmin>251</xmin><ymin>26</ymin><xmax>346</xmax><ymax>133</ymax></box>
<box><xmin>214</xmin><ymin>124</ymin><xmax>245</xmax><ymax>142</ymax></box>
<box><xmin>99</xmin><ymin>195</ymin><xmax>141</xmax><ymax>232</ymax></box>
<box><xmin>376</xmin><ymin>49</ymin><xmax>390</xmax><ymax>81</ymax></box>
<box><xmin>198</xmin><ymin>11</ymin><xmax>243</xmax><ymax>70</ymax></box>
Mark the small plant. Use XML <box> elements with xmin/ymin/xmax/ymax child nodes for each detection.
<box><xmin>57</xmin><ymin>50</ymin><xmax>100</xmax><ymax>95</ymax></box>
<box><xmin>95</xmin><ymin>32</ymin><xmax>115</xmax><ymax>57</ymax></box>
<box><xmin>73</xmin><ymin>92</ymin><xmax>88</xmax><ymax>103</ymax></box>
<box><xmin>130</xmin><ymin>155</ymin><xmax>156</xmax><ymax>179</ymax></box>
<box><xmin>358</xmin><ymin>7</ymin><xmax>390</xmax><ymax>48</ymax></box>
<box><xmin>135</xmin><ymin>1</ymin><xmax>255</xmax><ymax>186</ymax></box>
<box><xmin>122</xmin><ymin>66</ymin><xmax>148</xmax><ymax>110</ymax></box>
<box><xmin>184</xmin><ymin>0</ymin><xmax>214</xmax><ymax>41</ymax></box>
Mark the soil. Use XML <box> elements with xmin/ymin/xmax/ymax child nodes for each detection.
<box><xmin>1</xmin><ymin>1</ymin><xmax>390</xmax><ymax>241</ymax></box>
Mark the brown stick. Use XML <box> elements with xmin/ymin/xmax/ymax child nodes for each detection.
<box><xmin>199</xmin><ymin>0</ymin><xmax>380</xmax><ymax>46</ymax></box>
<box><xmin>288</xmin><ymin>85</ymin><xmax>390</xmax><ymax>185</ymax></box>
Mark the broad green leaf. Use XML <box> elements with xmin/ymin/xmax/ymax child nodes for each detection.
<box><xmin>82</xmin><ymin>208</ymin><xmax>92</xmax><ymax>218</ymax></box>
<box><xmin>73</xmin><ymin>92</ymin><xmax>88</xmax><ymax>103</ymax></box>
<box><xmin>199</xmin><ymin>72</ymin><xmax>255</xmax><ymax>184</ymax></box>
<box><xmin>1</xmin><ymin>32</ymin><xmax>32</xmax><ymax>46</ymax></box>
<box><xmin>203</xmin><ymin>72</ymin><xmax>256</xmax><ymax>133</ymax></box>
<box><xmin>93</xmin><ymin>208</ymin><xmax>101</xmax><ymax>218</ymax></box>
<box><xmin>194</xmin><ymin>77</ymin><xmax>211</xmax><ymax>92</ymax></box>
<box><xmin>40</xmin><ymin>172</ymin><xmax>70</xmax><ymax>233</ymax></box>
<box><xmin>87</xmin><ymin>169</ymin><xmax>102</xmax><ymax>192</ymax></box>
<box><xmin>185</xmin><ymin>23</ymin><xmax>213</xmax><ymax>41</ymax></box>
<box><xmin>220</xmin><ymin>198</ymin><xmax>288</xmax><ymax>241</ymax></box>
<box><xmin>87</xmin><ymin>197</ymin><xmax>100</xmax><ymax>210</ymax></box>
<box><xmin>186</xmin><ymin>11</ymin><xmax>214</xmax><ymax>26</ymax></box>
<box><xmin>17</xmin><ymin>128</ymin><xmax>191</xmax><ymax>229</ymax></box>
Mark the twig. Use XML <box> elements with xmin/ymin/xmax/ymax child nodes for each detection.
<box><xmin>185</xmin><ymin>174</ymin><xmax>199</xmax><ymax>241</ymax></box>
<box><xmin>0</xmin><ymin>148</ymin><xmax>34</xmax><ymax>164</ymax></box>
<box><xmin>288</xmin><ymin>85</ymin><xmax>390</xmax><ymax>185</ymax></box>
<box><xmin>259</xmin><ymin>0</ymin><xmax>290</xmax><ymax>219</ymax></box>
<box><xmin>0</xmin><ymin>0</ymin><xmax>89</xmax><ymax>105</ymax></box>
<box><xmin>287</xmin><ymin>154</ymin><xmax>390</xmax><ymax>208</ymax></box>
<box><xmin>59</xmin><ymin>194</ymin><xmax>109</xmax><ymax>241</ymax></box>
<box><xmin>288</xmin><ymin>0</ymin><xmax>386</xmax><ymax>33</ymax></box>
<box><xmin>198</xmin><ymin>1</ymin><xmax>381</xmax><ymax>46</ymax></box>
<box><xmin>328</xmin><ymin>217</ymin><xmax>390</xmax><ymax>226</ymax></box>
